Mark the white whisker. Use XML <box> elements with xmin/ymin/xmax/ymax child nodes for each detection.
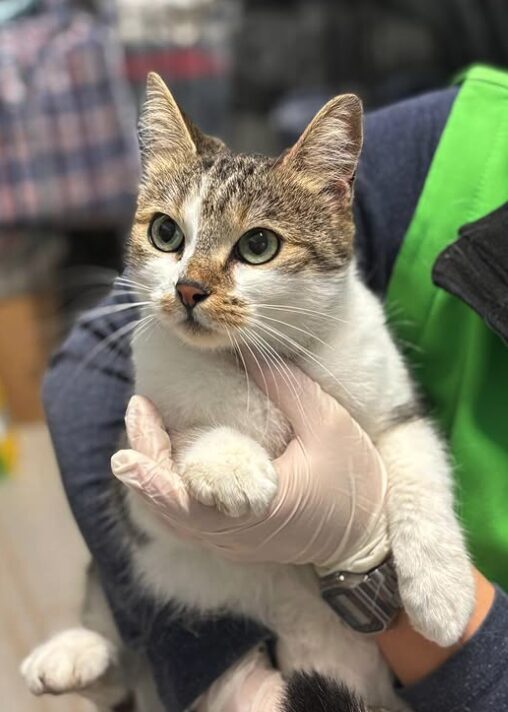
<box><xmin>236</xmin><ymin>329</ymin><xmax>271</xmax><ymax>439</ymax></box>
<box><xmin>131</xmin><ymin>314</ymin><xmax>156</xmax><ymax>349</ymax></box>
<box><xmin>255</xmin><ymin>313</ymin><xmax>334</xmax><ymax>351</ymax></box>
<box><xmin>252</xmin><ymin>317</ymin><xmax>361</xmax><ymax>408</ymax></box>
<box><xmin>243</xmin><ymin>326</ymin><xmax>314</xmax><ymax>440</ymax></box>
<box><xmin>80</xmin><ymin>319</ymin><xmax>141</xmax><ymax>370</ymax></box>
<box><xmin>230</xmin><ymin>329</ymin><xmax>251</xmax><ymax>415</ymax></box>
<box><xmin>114</xmin><ymin>280</ymin><xmax>151</xmax><ymax>295</ymax></box>
<box><xmin>255</xmin><ymin>303</ymin><xmax>348</xmax><ymax>325</ymax></box>
<box><xmin>53</xmin><ymin>316</ymin><xmax>145</xmax><ymax>409</ymax></box>
<box><xmin>78</xmin><ymin>301</ymin><xmax>151</xmax><ymax>324</ymax></box>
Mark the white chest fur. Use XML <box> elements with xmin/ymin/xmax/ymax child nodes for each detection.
<box><xmin>125</xmin><ymin>273</ymin><xmax>415</xmax><ymax>708</ymax></box>
<box><xmin>132</xmin><ymin>274</ymin><xmax>414</xmax><ymax>444</ymax></box>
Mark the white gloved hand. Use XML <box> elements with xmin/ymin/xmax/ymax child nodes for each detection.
<box><xmin>111</xmin><ymin>360</ymin><xmax>389</xmax><ymax>575</ymax></box>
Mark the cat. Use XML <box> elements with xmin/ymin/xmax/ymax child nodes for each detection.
<box><xmin>283</xmin><ymin>672</ymin><xmax>383</xmax><ymax>712</ymax></box>
<box><xmin>21</xmin><ymin>72</ymin><xmax>474</xmax><ymax>712</ymax></box>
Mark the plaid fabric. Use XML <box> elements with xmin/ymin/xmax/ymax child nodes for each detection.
<box><xmin>0</xmin><ymin>8</ymin><xmax>140</xmax><ymax>227</ymax></box>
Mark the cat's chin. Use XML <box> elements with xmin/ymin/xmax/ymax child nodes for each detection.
<box><xmin>172</xmin><ymin>320</ymin><xmax>230</xmax><ymax>351</ymax></box>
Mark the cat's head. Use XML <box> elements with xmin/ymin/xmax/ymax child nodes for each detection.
<box><xmin>127</xmin><ymin>73</ymin><xmax>362</xmax><ymax>352</ymax></box>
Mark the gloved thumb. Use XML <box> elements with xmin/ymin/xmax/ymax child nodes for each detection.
<box><xmin>124</xmin><ymin>395</ymin><xmax>172</xmax><ymax>461</ymax></box>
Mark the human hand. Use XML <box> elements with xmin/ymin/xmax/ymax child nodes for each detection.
<box><xmin>111</xmin><ymin>361</ymin><xmax>389</xmax><ymax>574</ymax></box>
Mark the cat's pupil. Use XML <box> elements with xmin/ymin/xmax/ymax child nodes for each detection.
<box><xmin>159</xmin><ymin>219</ymin><xmax>176</xmax><ymax>242</ymax></box>
<box><xmin>248</xmin><ymin>232</ymin><xmax>268</xmax><ymax>255</ymax></box>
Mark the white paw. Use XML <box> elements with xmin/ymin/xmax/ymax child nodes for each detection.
<box><xmin>180</xmin><ymin>427</ymin><xmax>278</xmax><ymax>517</ymax></box>
<box><xmin>398</xmin><ymin>552</ymin><xmax>475</xmax><ymax>646</ymax></box>
<box><xmin>21</xmin><ymin>628</ymin><xmax>116</xmax><ymax>696</ymax></box>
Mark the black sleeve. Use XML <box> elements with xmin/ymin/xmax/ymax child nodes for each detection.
<box><xmin>400</xmin><ymin>587</ymin><xmax>508</xmax><ymax>712</ymax></box>
<box><xmin>354</xmin><ymin>87</ymin><xmax>458</xmax><ymax>296</ymax></box>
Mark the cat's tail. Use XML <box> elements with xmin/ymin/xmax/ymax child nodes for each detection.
<box><xmin>281</xmin><ymin>672</ymin><xmax>376</xmax><ymax>712</ymax></box>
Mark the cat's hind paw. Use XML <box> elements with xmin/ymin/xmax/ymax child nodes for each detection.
<box><xmin>179</xmin><ymin>427</ymin><xmax>278</xmax><ymax>517</ymax></box>
<box><xmin>21</xmin><ymin>628</ymin><xmax>116</xmax><ymax>695</ymax></box>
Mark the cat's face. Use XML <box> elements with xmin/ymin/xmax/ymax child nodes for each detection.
<box><xmin>127</xmin><ymin>73</ymin><xmax>362</xmax><ymax>352</ymax></box>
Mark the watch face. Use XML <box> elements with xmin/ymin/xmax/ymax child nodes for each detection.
<box><xmin>322</xmin><ymin>588</ymin><xmax>391</xmax><ymax>634</ymax></box>
<box><xmin>320</xmin><ymin>558</ymin><xmax>401</xmax><ymax>634</ymax></box>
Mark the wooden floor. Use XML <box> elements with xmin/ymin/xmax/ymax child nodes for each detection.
<box><xmin>1</xmin><ymin>423</ymin><xmax>94</xmax><ymax>712</ymax></box>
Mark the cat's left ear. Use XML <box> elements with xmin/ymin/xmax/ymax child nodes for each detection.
<box><xmin>139</xmin><ymin>72</ymin><xmax>225</xmax><ymax>163</ymax></box>
<box><xmin>276</xmin><ymin>94</ymin><xmax>363</xmax><ymax>198</ymax></box>
<box><xmin>139</xmin><ymin>72</ymin><xmax>197</xmax><ymax>160</ymax></box>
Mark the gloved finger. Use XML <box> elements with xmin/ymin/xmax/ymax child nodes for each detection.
<box><xmin>245</xmin><ymin>356</ymin><xmax>347</xmax><ymax>444</ymax></box>
<box><xmin>124</xmin><ymin>395</ymin><xmax>172</xmax><ymax>461</ymax></box>
<box><xmin>111</xmin><ymin>448</ymin><xmax>186</xmax><ymax>502</ymax></box>
<box><xmin>110</xmin><ymin>445</ymin><xmax>232</xmax><ymax>535</ymax></box>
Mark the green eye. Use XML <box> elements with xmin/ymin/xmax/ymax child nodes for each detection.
<box><xmin>236</xmin><ymin>228</ymin><xmax>280</xmax><ymax>265</ymax></box>
<box><xmin>149</xmin><ymin>214</ymin><xmax>184</xmax><ymax>252</ymax></box>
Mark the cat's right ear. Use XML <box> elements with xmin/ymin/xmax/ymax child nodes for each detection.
<box><xmin>275</xmin><ymin>94</ymin><xmax>363</xmax><ymax>198</ymax></box>
<box><xmin>139</xmin><ymin>72</ymin><xmax>197</xmax><ymax>162</ymax></box>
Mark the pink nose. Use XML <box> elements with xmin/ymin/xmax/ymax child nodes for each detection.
<box><xmin>176</xmin><ymin>280</ymin><xmax>210</xmax><ymax>309</ymax></box>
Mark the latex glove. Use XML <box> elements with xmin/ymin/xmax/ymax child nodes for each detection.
<box><xmin>194</xmin><ymin>647</ymin><xmax>283</xmax><ymax>712</ymax></box>
<box><xmin>111</xmin><ymin>361</ymin><xmax>389</xmax><ymax>574</ymax></box>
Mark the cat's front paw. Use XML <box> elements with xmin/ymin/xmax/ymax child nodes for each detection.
<box><xmin>21</xmin><ymin>628</ymin><xmax>116</xmax><ymax>695</ymax></box>
<box><xmin>397</xmin><ymin>549</ymin><xmax>475</xmax><ymax>646</ymax></box>
<box><xmin>180</xmin><ymin>427</ymin><xmax>278</xmax><ymax>517</ymax></box>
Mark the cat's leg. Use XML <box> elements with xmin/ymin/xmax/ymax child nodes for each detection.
<box><xmin>21</xmin><ymin>564</ymin><xmax>132</xmax><ymax>711</ymax></box>
<box><xmin>281</xmin><ymin>672</ymin><xmax>380</xmax><ymax>712</ymax></box>
<box><xmin>270</xmin><ymin>580</ymin><xmax>401</xmax><ymax>710</ymax></box>
<box><xmin>277</xmin><ymin>630</ymin><xmax>404</xmax><ymax>711</ymax></box>
<box><xmin>20</xmin><ymin>628</ymin><xmax>125</xmax><ymax>710</ymax></box>
<box><xmin>177</xmin><ymin>426</ymin><xmax>278</xmax><ymax>517</ymax></box>
<box><xmin>377</xmin><ymin>417</ymin><xmax>475</xmax><ymax>646</ymax></box>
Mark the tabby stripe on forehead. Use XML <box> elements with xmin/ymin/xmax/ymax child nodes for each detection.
<box><xmin>204</xmin><ymin>158</ymin><xmax>260</xmax><ymax>217</ymax></box>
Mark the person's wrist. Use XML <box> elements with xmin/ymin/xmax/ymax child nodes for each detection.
<box><xmin>376</xmin><ymin>568</ymin><xmax>495</xmax><ymax>686</ymax></box>
<box><xmin>380</xmin><ymin>568</ymin><xmax>494</xmax><ymax>642</ymax></box>
<box><xmin>461</xmin><ymin>568</ymin><xmax>495</xmax><ymax>642</ymax></box>
<box><xmin>312</xmin><ymin>510</ymin><xmax>397</xmax><ymax>636</ymax></box>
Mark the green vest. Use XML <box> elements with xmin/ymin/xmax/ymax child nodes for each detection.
<box><xmin>386</xmin><ymin>65</ymin><xmax>508</xmax><ymax>589</ymax></box>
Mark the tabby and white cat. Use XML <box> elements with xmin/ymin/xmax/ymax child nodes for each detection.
<box><xmin>22</xmin><ymin>73</ymin><xmax>474</xmax><ymax>712</ymax></box>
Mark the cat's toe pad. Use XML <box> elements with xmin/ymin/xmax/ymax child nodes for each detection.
<box><xmin>180</xmin><ymin>428</ymin><xmax>278</xmax><ymax>517</ymax></box>
<box><xmin>21</xmin><ymin>628</ymin><xmax>116</xmax><ymax>695</ymax></box>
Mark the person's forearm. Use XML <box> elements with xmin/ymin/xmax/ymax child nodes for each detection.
<box><xmin>376</xmin><ymin>567</ymin><xmax>494</xmax><ymax>686</ymax></box>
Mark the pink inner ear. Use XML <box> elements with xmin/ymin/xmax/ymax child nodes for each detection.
<box><xmin>271</xmin><ymin>146</ymin><xmax>296</xmax><ymax>172</ymax></box>
<box><xmin>336</xmin><ymin>177</ymin><xmax>353</xmax><ymax>193</ymax></box>
<box><xmin>320</xmin><ymin>178</ymin><xmax>352</xmax><ymax>204</ymax></box>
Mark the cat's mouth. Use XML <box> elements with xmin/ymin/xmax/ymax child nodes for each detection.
<box><xmin>156</xmin><ymin>299</ymin><xmax>240</xmax><ymax>349</ymax></box>
<box><xmin>171</xmin><ymin>311</ymin><xmax>227</xmax><ymax>348</ymax></box>
<box><xmin>180</xmin><ymin>313</ymin><xmax>212</xmax><ymax>334</ymax></box>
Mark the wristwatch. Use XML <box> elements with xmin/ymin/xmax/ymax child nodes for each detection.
<box><xmin>319</xmin><ymin>556</ymin><xmax>401</xmax><ymax>634</ymax></box>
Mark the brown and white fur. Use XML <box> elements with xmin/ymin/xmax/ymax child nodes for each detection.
<box><xmin>22</xmin><ymin>74</ymin><xmax>474</xmax><ymax>711</ymax></box>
